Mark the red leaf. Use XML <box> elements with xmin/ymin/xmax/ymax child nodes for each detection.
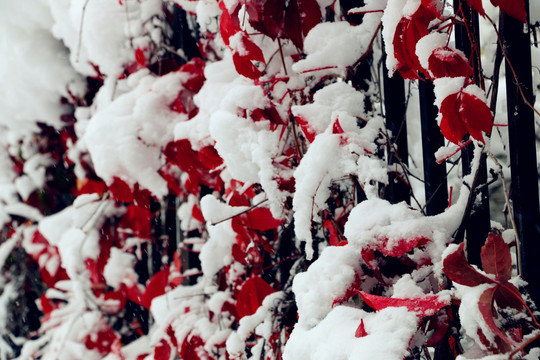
<box><xmin>230</xmin><ymin>33</ymin><xmax>265</xmax><ymax>79</ymax></box>
<box><xmin>439</xmin><ymin>93</ymin><xmax>469</xmax><ymax>144</ymax></box>
<box><xmin>192</xmin><ymin>203</ymin><xmax>205</xmax><ymax>222</ymax></box>
<box><xmin>153</xmin><ymin>339</ymin><xmax>172</xmax><ymax>360</ymax></box>
<box><xmin>490</xmin><ymin>0</ymin><xmax>527</xmax><ymax>23</ymax></box>
<box><xmin>84</xmin><ymin>322</ymin><xmax>119</xmax><ymax>354</ymax></box>
<box><xmin>295</xmin><ymin>115</ymin><xmax>317</xmax><ymax>143</ymax></box>
<box><xmin>428</xmin><ymin>47</ymin><xmax>473</xmax><ymax>78</ymax></box>
<box><xmin>355</xmin><ymin>319</ymin><xmax>368</xmax><ymax>338</ymax></box>
<box><xmin>141</xmin><ymin>267</ymin><xmax>170</xmax><ymax>309</ymax></box>
<box><xmin>376</xmin><ymin>236</ymin><xmax>431</xmax><ymax>257</ymax></box>
<box><xmin>463</xmin><ymin>0</ymin><xmax>485</xmax><ymax>16</ymax></box>
<box><xmin>439</xmin><ymin>88</ymin><xmax>493</xmax><ymax>145</ymax></box>
<box><xmin>283</xmin><ymin>0</ymin><xmax>322</xmax><ymax>49</ymax></box>
<box><xmin>180</xmin><ymin>334</ymin><xmax>207</xmax><ymax>360</ymax></box>
<box><xmin>135</xmin><ymin>48</ymin><xmax>147</xmax><ymax>67</ymax></box>
<box><xmin>459</xmin><ymin>88</ymin><xmax>493</xmax><ymax>143</ymax></box>
<box><xmin>244</xmin><ymin>0</ymin><xmax>286</xmax><ymax>40</ymax></box>
<box><xmin>357</xmin><ymin>290</ymin><xmax>449</xmax><ymax>317</ymax></box>
<box><xmin>332</xmin><ymin>119</ymin><xmax>345</xmax><ymax>134</ymax></box>
<box><xmin>219</xmin><ymin>1</ymin><xmax>239</xmax><ymax>46</ymax></box>
<box><xmin>198</xmin><ymin>145</ymin><xmax>223</xmax><ymax>170</ymax></box>
<box><xmin>478</xmin><ymin>286</ymin><xmax>519</xmax><ymax>347</ymax></box>
<box><xmin>178</xmin><ymin>57</ymin><xmax>206</xmax><ymax>93</ymax></box>
<box><xmin>442</xmin><ymin>243</ymin><xmax>495</xmax><ymax>286</ymax></box>
<box><xmin>236</xmin><ymin>276</ymin><xmax>275</xmax><ymax>318</ymax></box>
<box><xmin>393</xmin><ymin>4</ymin><xmax>439</xmax><ymax>79</ymax></box>
<box><xmin>109</xmin><ymin>177</ymin><xmax>134</xmax><ymax>203</ymax></box>
<box><xmin>246</xmin><ymin>207</ymin><xmax>283</xmax><ymax>231</ymax></box>
<box><xmin>481</xmin><ymin>233</ymin><xmax>512</xmax><ymax>283</ymax></box>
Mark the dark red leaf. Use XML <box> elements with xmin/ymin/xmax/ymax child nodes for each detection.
<box><xmin>463</xmin><ymin>0</ymin><xmax>486</xmax><ymax>16</ymax></box>
<box><xmin>459</xmin><ymin>89</ymin><xmax>493</xmax><ymax>143</ymax></box>
<box><xmin>332</xmin><ymin>119</ymin><xmax>345</xmax><ymax>134</ymax></box>
<box><xmin>178</xmin><ymin>57</ymin><xmax>206</xmax><ymax>93</ymax></box>
<box><xmin>192</xmin><ymin>203</ymin><xmax>205</xmax><ymax>222</ymax></box>
<box><xmin>490</xmin><ymin>0</ymin><xmax>527</xmax><ymax>23</ymax></box>
<box><xmin>426</xmin><ymin>312</ymin><xmax>450</xmax><ymax>346</ymax></box>
<box><xmin>219</xmin><ymin>1</ymin><xmax>239</xmax><ymax>46</ymax></box>
<box><xmin>198</xmin><ymin>145</ymin><xmax>223</xmax><ymax>170</ymax></box>
<box><xmin>356</xmin><ymin>290</ymin><xmax>449</xmax><ymax>317</ymax></box>
<box><xmin>84</xmin><ymin>322</ymin><xmax>119</xmax><ymax>354</ymax></box>
<box><xmin>236</xmin><ymin>276</ymin><xmax>275</xmax><ymax>318</ymax></box>
<box><xmin>439</xmin><ymin>88</ymin><xmax>493</xmax><ymax>145</ymax></box>
<box><xmin>494</xmin><ymin>284</ymin><xmax>524</xmax><ymax>311</ymax></box>
<box><xmin>478</xmin><ymin>286</ymin><xmax>519</xmax><ymax>347</ymax></box>
<box><xmin>141</xmin><ymin>267</ymin><xmax>170</xmax><ymax>309</ymax></box>
<box><xmin>246</xmin><ymin>207</ymin><xmax>284</xmax><ymax>231</ymax></box>
<box><xmin>480</xmin><ymin>232</ymin><xmax>512</xmax><ymax>282</ymax></box>
<box><xmin>428</xmin><ymin>47</ymin><xmax>473</xmax><ymax>78</ymax></box>
<box><xmin>135</xmin><ymin>48</ymin><xmax>147</xmax><ymax>67</ymax></box>
<box><xmin>376</xmin><ymin>236</ymin><xmax>431</xmax><ymax>257</ymax></box>
<box><xmin>283</xmin><ymin>0</ymin><xmax>322</xmax><ymax>49</ymax></box>
<box><xmin>442</xmin><ymin>243</ymin><xmax>495</xmax><ymax>286</ymax></box>
<box><xmin>355</xmin><ymin>319</ymin><xmax>368</xmax><ymax>338</ymax></box>
<box><xmin>295</xmin><ymin>115</ymin><xmax>317</xmax><ymax>143</ymax></box>
<box><xmin>244</xmin><ymin>0</ymin><xmax>286</xmax><ymax>40</ymax></box>
<box><xmin>230</xmin><ymin>33</ymin><xmax>265</xmax><ymax>79</ymax></box>
<box><xmin>180</xmin><ymin>334</ymin><xmax>207</xmax><ymax>360</ymax></box>
<box><xmin>439</xmin><ymin>93</ymin><xmax>468</xmax><ymax>144</ymax></box>
<box><xmin>109</xmin><ymin>176</ymin><xmax>134</xmax><ymax>203</ymax></box>
<box><xmin>153</xmin><ymin>339</ymin><xmax>172</xmax><ymax>360</ymax></box>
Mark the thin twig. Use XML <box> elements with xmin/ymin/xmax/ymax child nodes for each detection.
<box><xmin>76</xmin><ymin>0</ymin><xmax>91</xmax><ymax>62</ymax></box>
<box><xmin>211</xmin><ymin>199</ymin><xmax>269</xmax><ymax>226</ymax></box>
<box><xmin>487</xmin><ymin>151</ymin><xmax>521</xmax><ymax>274</ymax></box>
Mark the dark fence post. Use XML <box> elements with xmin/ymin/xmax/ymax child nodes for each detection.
<box><xmin>502</xmin><ymin>3</ymin><xmax>540</xmax><ymax>306</ymax></box>
<box><xmin>383</xmin><ymin>67</ymin><xmax>410</xmax><ymax>205</ymax></box>
<box><xmin>419</xmin><ymin>79</ymin><xmax>448</xmax><ymax>216</ymax></box>
<box><xmin>454</xmin><ymin>0</ymin><xmax>490</xmax><ymax>268</ymax></box>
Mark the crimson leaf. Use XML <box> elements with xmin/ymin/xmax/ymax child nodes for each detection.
<box><xmin>442</xmin><ymin>243</ymin><xmax>495</xmax><ymax>287</ymax></box>
<box><xmin>246</xmin><ymin>207</ymin><xmax>284</xmax><ymax>231</ymax></box>
<box><xmin>478</xmin><ymin>286</ymin><xmax>519</xmax><ymax>348</ymax></box>
<box><xmin>480</xmin><ymin>232</ymin><xmax>512</xmax><ymax>283</ymax></box>
<box><xmin>490</xmin><ymin>0</ymin><xmax>527</xmax><ymax>23</ymax></box>
<box><xmin>355</xmin><ymin>319</ymin><xmax>368</xmax><ymax>338</ymax></box>
<box><xmin>356</xmin><ymin>290</ymin><xmax>449</xmax><ymax>317</ymax></box>
<box><xmin>236</xmin><ymin>276</ymin><xmax>275</xmax><ymax>318</ymax></box>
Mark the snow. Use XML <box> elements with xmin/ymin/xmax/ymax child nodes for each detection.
<box><xmin>104</xmin><ymin>247</ymin><xmax>138</xmax><ymax>289</ymax></box>
<box><xmin>82</xmin><ymin>70</ymin><xmax>188</xmax><ymax>197</ymax></box>
<box><xmin>415</xmin><ymin>32</ymin><xmax>448</xmax><ymax>72</ymax></box>
<box><xmin>0</xmin><ymin>0</ymin><xmax>84</xmax><ymax>134</ymax></box>
<box><xmin>293</xmin><ymin>16</ymin><xmax>382</xmax><ymax>76</ymax></box>
<box><xmin>284</xmin><ymin>306</ymin><xmax>419</xmax><ymax>360</ymax></box>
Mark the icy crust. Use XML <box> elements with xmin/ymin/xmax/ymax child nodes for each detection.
<box><xmin>283</xmin><ymin>306</ymin><xmax>419</xmax><ymax>360</ymax></box>
<box><xmin>82</xmin><ymin>70</ymin><xmax>189</xmax><ymax>197</ymax></box>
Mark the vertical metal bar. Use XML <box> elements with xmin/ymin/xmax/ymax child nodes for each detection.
<box><xmin>383</xmin><ymin>68</ymin><xmax>410</xmax><ymax>205</ymax></box>
<box><xmin>502</xmin><ymin>3</ymin><xmax>540</xmax><ymax>305</ymax></box>
<box><xmin>419</xmin><ymin>78</ymin><xmax>448</xmax><ymax>216</ymax></box>
<box><xmin>454</xmin><ymin>0</ymin><xmax>490</xmax><ymax>268</ymax></box>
